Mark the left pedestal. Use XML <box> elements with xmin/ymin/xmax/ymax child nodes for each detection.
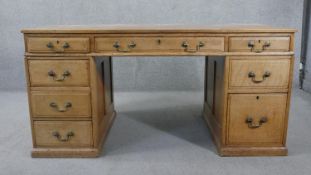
<box><xmin>25</xmin><ymin>56</ymin><xmax>115</xmax><ymax>158</ymax></box>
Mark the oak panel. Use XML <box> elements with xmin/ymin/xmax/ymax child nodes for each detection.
<box><xmin>34</xmin><ymin>121</ymin><xmax>92</xmax><ymax>147</ymax></box>
<box><xmin>30</xmin><ymin>90</ymin><xmax>91</xmax><ymax>117</ymax></box>
<box><xmin>229</xmin><ymin>57</ymin><xmax>290</xmax><ymax>88</ymax></box>
<box><xmin>229</xmin><ymin>36</ymin><xmax>290</xmax><ymax>52</ymax></box>
<box><xmin>27</xmin><ymin>37</ymin><xmax>90</xmax><ymax>53</ymax></box>
<box><xmin>28</xmin><ymin>59</ymin><xmax>89</xmax><ymax>87</ymax></box>
<box><xmin>95</xmin><ymin>37</ymin><xmax>225</xmax><ymax>53</ymax></box>
<box><xmin>21</xmin><ymin>25</ymin><xmax>297</xmax><ymax>34</ymax></box>
<box><xmin>227</xmin><ymin>94</ymin><xmax>287</xmax><ymax>146</ymax></box>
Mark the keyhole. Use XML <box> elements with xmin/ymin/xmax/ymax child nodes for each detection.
<box><xmin>56</xmin><ymin>40</ymin><xmax>60</xmax><ymax>44</ymax></box>
<box><xmin>157</xmin><ymin>39</ymin><xmax>161</xmax><ymax>45</ymax></box>
<box><xmin>256</xmin><ymin>96</ymin><xmax>260</xmax><ymax>100</ymax></box>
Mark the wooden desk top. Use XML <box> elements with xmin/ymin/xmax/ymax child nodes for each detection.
<box><xmin>21</xmin><ymin>25</ymin><xmax>297</xmax><ymax>34</ymax></box>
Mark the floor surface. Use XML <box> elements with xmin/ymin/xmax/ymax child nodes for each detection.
<box><xmin>0</xmin><ymin>89</ymin><xmax>310</xmax><ymax>175</ymax></box>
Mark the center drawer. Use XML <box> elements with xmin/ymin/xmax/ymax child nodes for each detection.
<box><xmin>30</xmin><ymin>90</ymin><xmax>91</xmax><ymax>118</ymax></box>
<box><xmin>95</xmin><ymin>36</ymin><xmax>225</xmax><ymax>53</ymax></box>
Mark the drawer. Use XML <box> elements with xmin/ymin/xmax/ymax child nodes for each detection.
<box><xmin>229</xmin><ymin>36</ymin><xmax>290</xmax><ymax>52</ymax></box>
<box><xmin>28</xmin><ymin>59</ymin><xmax>89</xmax><ymax>87</ymax></box>
<box><xmin>95</xmin><ymin>37</ymin><xmax>224</xmax><ymax>53</ymax></box>
<box><xmin>30</xmin><ymin>90</ymin><xmax>91</xmax><ymax>117</ymax></box>
<box><xmin>34</xmin><ymin>121</ymin><xmax>92</xmax><ymax>147</ymax></box>
<box><xmin>227</xmin><ymin>94</ymin><xmax>287</xmax><ymax>145</ymax></box>
<box><xmin>27</xmin><ymin>37</ymin><xmax>90</xmax><ymax>53</ymax></box>
<box><xmin>229</xmin><ymin>57</ymin><xmax>290</xmax><ymax>88</ymax></box>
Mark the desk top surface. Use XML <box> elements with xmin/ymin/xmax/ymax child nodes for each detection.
<box><xmin>21</xmin><ymin>25</ymin><xmax>297</xmax><ymax>34</ymax></box>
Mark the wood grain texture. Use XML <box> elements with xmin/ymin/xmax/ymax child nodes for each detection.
<box><xmin>27</xmin><ymin>37</ymin><xmax>90</xmax><ymax>53</ymax></box>
<box><xmin>220</xmin><ymin>146</ymin><xmax>288</xmax><ymax>156</ymax></box>
<box><xmin>229</xmin><ymin>36</ymin><xmax>290</xmax><ymax>52</ymax></box>
<box><xmin>204</xmin><ymin>56</ymin><xmax>225</xmax><ymax>149</ymax></box>
<box><xmin>95</xmin><ymin>36</ymin><xmax>224</xmax><ymax>53</ymax></box>
<box><xmin>227</xmin><ymin>93</ymin><xmax>287</xmax><ymax>146</ymax></box>
<box><xmin>34</xmin><ymin>121</ymin><xmax>93</xmax><ymax>147</ymax></box>
<box><xmin>31</xmin><ymin>112</ymin><xmax>116</xmax><ymax>158</ymax></box>
<box><xmin>28</xmin><ymin>59</ymin><xmax>89</xmax><ymax>87</ymax></box>
<box><xmin>31</xmin><ymin>148</ymin><xmax>100</xmax><ymax>158</ymax></box>
<box><xmin>30</xmin><ymin>90</ymin><xmax>91</xmax><ymax>117</ymax></box>
<box><xmin>21</xmin><ymin>25</ymin><xmax>297</xmax><ymax>33</ymax></box>
<box><xmin>24</xmin><ymin>51</ymin><xmax>295</xmax><ymax>57</ymax></box>
<box><xmin>229</xmin><ymin>56</ymin><xmax>291</xmax><ymax>89</ymax></box>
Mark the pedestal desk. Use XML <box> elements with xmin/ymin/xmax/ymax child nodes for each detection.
<box><xmin>21</xmin><ymin>25</ymin><xmax>296</xmax><ymax>157</ymax></box>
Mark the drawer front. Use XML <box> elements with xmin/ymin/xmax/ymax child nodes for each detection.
<box><xmin>229</xmin><ymin>57</ymin><xmax>290</xmax><ymax>88</ymax></box>
<box><xmin>229</xmin><ymin>37</ymin><xmax>290</xmax><ymax>52</ymax></box>
<box><xmin>34</xmin><ymin>121</ymin><xmax>92</xmax><ymax>147</ymax></box>
<box><xmin>28</xmin><ymin>59</ymin><xmax>89</xmax><ymax>87</ymax></box>
<box><xmin>95</xmin><ymin>37</ymin><xmax>224</xmax><ymax>53</ymax></box>
<box><xmin>27</xmin><ymin>37</ymin><xmax>90</xmax><ymax>53</ymax></box>
<box><xmin>227</xmin><ymin>94</ymin><xmax>287</xmax><ymax>145</ymax></box>
<box><xmin>30</xmin><ymin>90</ymin><xmax>91</xmax><ymax>117</ymax></box>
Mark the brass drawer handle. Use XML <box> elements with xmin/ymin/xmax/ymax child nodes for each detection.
<box><xmin>46</xmin><ymin>42</ymin><xmax>54</xmax><ymax>48</ymax></box>
<box><xmin>181</xmin><ymin>41</ymin><xmax>205</xmax><ymax>53</ymax></box>
<box><xmin>49</xmin><ymin>102</ymin><xmax>72</xmax><ymax>112</ymax></box>
<box><xmin>247</xmin><ymin>40</ymin><xmax>271</xmax><ymax>53</ymax></box>
<box><xmin>46</xmin><ymin>42</ymin><xmax>70</xmax><ymax>52</ymax></box>
<box><xmin>62</xmin><ymin>42</ymin><xmax>70</xmax><ymax>49</ymax></box>
<box><xmin>248</xmin><ymin>71</ymin><xmax>271</xmax><ymax>83</ymax></box>
<box><xmin>48</xmin><ymin>70</ymin><xmax>71</xmax><ymax>81</ymax></box>
<box><xmin>52</xmin><ymin>131</ymin><xmax>74</xmax><ymax>142</ymax></box>
<box><xmin>245</xmin><ymin>116</ymin><xmax>268</xmax><ymax>128</ymax></box>
<box><xmin>113</xmin><ymin>41</ymin><xmax>136</xmax><ymax>52</ymax></box>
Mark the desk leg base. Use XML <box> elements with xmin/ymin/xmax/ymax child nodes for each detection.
<box><xmin>31</xmin><ymin>148</ymin><xmax>100</xmax><ymax>158</ymax></box>
<box><xmin>219</xmin><ymin>146</ymin><xmax>288</xmax><ymax>157</ymax></box>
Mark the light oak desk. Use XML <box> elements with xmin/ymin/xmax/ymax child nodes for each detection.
<box><xmin>21</xmin><ymin>25</ymin><xmax>296</xmax><ymax>157</ymax></box>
